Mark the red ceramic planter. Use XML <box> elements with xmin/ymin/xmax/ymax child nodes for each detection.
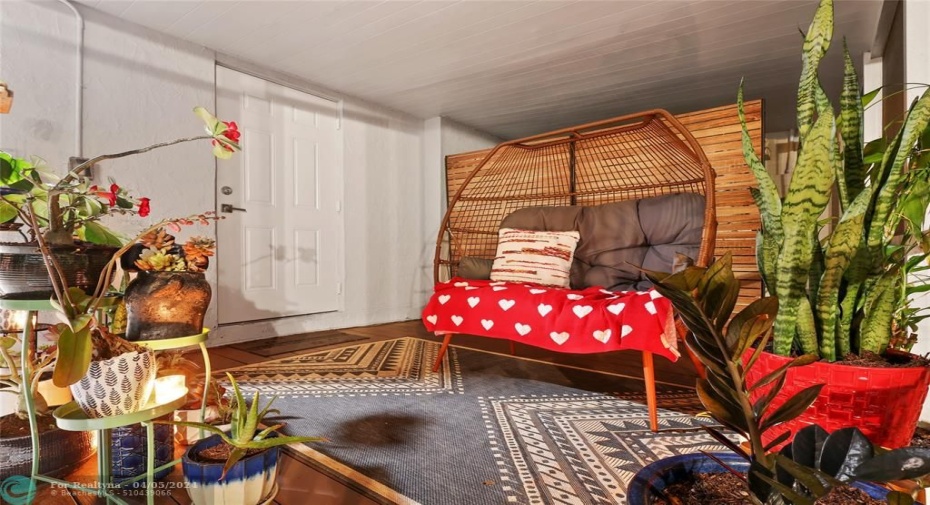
<box><xmin>744</xmin><ymin>350</ymin><xmax>930</xmax><ymax>449</ymax></box>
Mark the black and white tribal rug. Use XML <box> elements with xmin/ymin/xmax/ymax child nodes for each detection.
<box><xmin>224</xmin><ymin>337</ymin><xmax>726</xmax><ymax>505</ymax></box>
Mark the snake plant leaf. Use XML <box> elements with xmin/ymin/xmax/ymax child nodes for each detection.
<box><xmin>773</xmin><ymin>110</ymin><xmax>836</xmax><ymax>356</ymax></box>
<box><xmin>868</xmin><ymin>90</ymin><xmax>930</xmax><ymax>251</ymax></box>
<box><xmin>761</xmin><ymin>384</ymin><xmax>825</xmax><ymax>432</ymax></box>
<box><xmin>726</xmin><ymin>296</ymin><xmax>778</xmax><ymax>360</ymax></box>
<box><xmin>861</xmin><ymin>137</ymin><xmax>886</xmax><ymax>164</ymax></box>
<box><xmin>853</xmin><ymin>447</ymin><xmax>930</xmax><ymax>481</ymax></box>
<box><xmin>818</xmin><ymin>427</ymin><xmax>874</xmax><ymax>483</ymax></box>
<box><xmin>796</xmin><ymin>0</ymin><xmax>834</xmax><ymax>139</ymax></box>
<box><xmin>741</xmin><ymin>86</ymin><xmax>783</xmax><ymax>247</ymax></box>
<box><xmin>51</xmin><ymin>323</ymin><xmax>92</xmax><ymax>387</ymax></box>
<box><xmin>839</xmin><ymin>40</ymin><xmax>865</xmax><ymax>205</ymax></box>
<box><xmin>748</xmin><ymin>354</ymin><xmax>818</xmax><ymax>393</ymax></box>
<box><xmin>815</xmin><ymin>188</ymin><xmax>871</xmax><ymax>361</ymax></box>
<box><xmin>859</xmin><ymin>272</ymin><xmax>898</xmax><ymax>354</ymax></box>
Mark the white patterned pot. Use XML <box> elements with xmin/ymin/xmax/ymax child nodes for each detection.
<box><xmin>70</xmin><ymin>350</ymin><xmax>157</xmax><ymax>418</ymax></box>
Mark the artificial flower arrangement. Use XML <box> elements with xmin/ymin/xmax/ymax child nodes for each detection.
<box><xmin>123</xmin><ymin>227</ymin><xmax>217</xmax><ymax>274</ymax></box>
<box><xmin>0</xmin><ymin>107</ymin><xmax>241</xmax><ymax>411</ymax></box>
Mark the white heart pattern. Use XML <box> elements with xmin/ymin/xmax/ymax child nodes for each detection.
<box><xmin>515</xmin><ymin>323</ymin><xmax>532</xmax><ymax>336</ymax></box>
<box><xmin>465</xmin><ymin>286</ymin><xmax>479</xmax><ymax>291</ymax></box>
<box><xmin>593</xmin><ymin>329</ymin><xmax>611</xmax><ymax>344</ymax></box>
<box><xmin>467</xmin><ymin>297</ymin><xmax>480</xmax><ymax>308</ymax></box>
<box><xmin>454</xmin><ymin>282</ymin><xmax>469</xmax><ymax>287</ymax></box>
<box><xmin>649</xmin><ymin>290</ymin><xmax>663</xmax><ymax>300</ymax></box>
<box><xmin>644</xmin><ymin>301</ymin><xmax>657</xmax><ymax>315</ymax></box>
<box><xmin>537</xmin><ymin>304</ymin><xmax>553</xmax><ymax>317</ymax></box>
<box><xmin>451</xmin><ymin>315</ymin><xmax>464</xmax><ymax>326</ymax></box>
<box><xmin>621</xmin><ymin>325</ymin><xmax>633</xmax><ymax>337</ymax></box>
<box><xmin>550</xmin><ymin>331</ymin><xmax>570</xmax><ymax>345</ymax></box>
<box><xmin>438</xmin><ymin>294</ymin><xmax>451</xmax><ymax>305</ymax></box>
<box><xmin>426</xmin><ymin>315</ymin><xmax>437</xmax><ymax>325</ymax></box>
<box><xmin>481</xmin><ymin>319</ymin><xmax>495</xmax><ymax>330</ymax></box>
<box><xmin>492</xmin><ymin>286</ymin><xmax>507</xmax><ymax>292</ymax></box>
<box><xmin>567</xmin><ymin>293</ymin><xmax>584</xmax><ymax>301</ymax></box>
<box><xmin>607</xmin><ymin>303</ymin><xmax>626</xmax><ymax>316</ymax></box>
<box><xmin>600</xmin><ymin>289</ymin><xmax>614</xmax><ymax>295</ymax></box>
<box><xmin>529</xmin><ymin>289</ymin><xmax>547</xmax><ymax>295</ymax></box>
<box><xmin>490</xmin><ymin>281</ymin><xmax>506</xmax><ymax>286</ymax></box>
<box><xmin>498</xmin><ymin>299</ymin><xmax>516</xmax><ymax>311</ymax></box>
<box><xmin>572</xmin><ymin>305</ymin><xmax>593</xmax><ymax>318</ymax></box>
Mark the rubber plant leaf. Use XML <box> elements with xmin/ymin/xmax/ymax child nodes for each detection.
<box><xmin>725</xmin><ymin>296</ymin><xmax>778</xmax><ymax>360</ymax></box>
<box><xmin>818</xmin><ymin>427</ymin><xmax>873</xmax><ymax>482</ymax></box>
<box><xmin>752</xmin><ymin>368</ymin><xmax>789</xmax><ymax>419</ymax></box>
<box><xmin>701</xmin><ymin>425</ymin><xmax>749</xmax><ymax>461</ymax></box>
<box><xmin>748</xmin><ymin>354</ymin><xmax>818</xmax><ymax>392</ymax></box>
<box><xmin>51</xmin><ymin>323</ymin><xmax>92</xmax><ymax>387</ymax></box>
<box><xmin>773</xmin><ymin>109</ymin><xmax>836</xmax><ymax>356</ymax></box>
<box><xmin>796</xmin><ymin>0</ymin><xmax>834</xmax><ymax>139</ymax></box>
<box><xmin>760</xmin><ymin>384</ymin><xmax>825</xmax><ymax>432</ymax></box>
<box><xmin>696</xmin><ymin>253</ymin><xmax>739</xmax><ymax>332</ymax></box>
<box><xmin>852</xmin><ymin>447</ymin><xmax>930</xmax><ymax>481</ymax></box>
<box><xmin>696</xmin><ymin>378</ymin><xmax>748</xmax><ymax>434</ymax></box>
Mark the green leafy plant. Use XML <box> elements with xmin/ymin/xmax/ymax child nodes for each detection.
<box><xmin>0</xmin><ymin>332</ymin><xmax>55</xmax><ymax>418</ymax></box>
<box><xmin>0</xmin><ymin>107</ymin><xmax>240</xmax><ymax>247</ymax></box>
<box><xmin>739</xmin><ymin>0</ymin><xmax>930</xmax><ymax>360</ymax></box>
<box><xmin>161</xmin><ymin>372</ymin><xmax>324</xmax><ymax>479</ymax></box>
<box><xmin>646</xmin><ymin>255</ymin><xmax>930</xmax><ymax>504</ymax></box>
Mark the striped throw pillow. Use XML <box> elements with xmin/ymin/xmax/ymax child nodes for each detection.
<box><xmin>490</xmin><ymin>228</ymin><xmax>580</xmax><ymax>288</ymax></box>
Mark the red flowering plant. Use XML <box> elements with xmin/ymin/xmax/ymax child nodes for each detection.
<box><xmin>0</xmin><ymin>108</ymin><xmax>243</xmax><ymax>387</ymax></box>
<box><xmin>0</xmin><ymin>107</ymin><xmax>240</xmax><ymax>246</ymax></box>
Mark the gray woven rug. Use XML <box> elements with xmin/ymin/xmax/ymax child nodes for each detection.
<box><xmin>224</xmin><ymin>337</ymin><xmax>725</xmax><ymax>505</ymax></box>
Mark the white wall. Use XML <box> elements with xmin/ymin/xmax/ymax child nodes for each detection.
<box><xmin>1</xmin><ymin>1</ymin><xmax>433</xmax><ymax>346</ymax></box>
<box><xmin>417</xmin><ymin>116</ymin><xmax>499</xmax><ymax>295</ymax></box>
<box><xmin>861</xmin><ymin>52</ymin><xmax>883</xmax><ymax>142</ymax></box>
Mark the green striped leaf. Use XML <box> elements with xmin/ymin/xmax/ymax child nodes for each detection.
<box><xmin>860</xmin><ymin>272</ymin><xmax>898</xmax><ymax>354</ymax></box>
<box><xmin>868</xmin><ymin>90</ymin><xmax>930</xmax><ymax>251</ymax></box>
<box><xmin>815</xmin><ymin>188</ymin><xmax>870</xmax><ymax>361</ymax></box>
<box><xmin>741</xmin><ymin>84</ymin><xmax>783</xmax><ymax>247</ymax></box>
<box><xmin>797</xmin><ymin>0</ymin><xmax>834</xmax><ymax>139</ymax></box>
<box><xmin>773</xmin><ymin>111</ymin><xmax>836</xmax><ymax>356</ymax></box>
<box><xmin>839</xmin><ymin>40</ymin><xmax>865</xmax><ymax>206</ymax></box>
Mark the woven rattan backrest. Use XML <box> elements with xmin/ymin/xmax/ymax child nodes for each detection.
<box><xmin>434</xmin><ymin>109</ymin><xmax>717</xmax><ymax>283</ymax></box>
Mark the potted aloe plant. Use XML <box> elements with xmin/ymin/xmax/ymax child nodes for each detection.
<box><xmin>739</xmin><ymin>0</ymin><xmax>930</xmax><ymax>449</ymax></box>
<box><xmin>627</xmin><ymin>254</ymin><xmax>930</xmax><ymax>504</ymax></box>
<box><xmin>162</xmin><ymin>373</ymin><xmax>323</xmax><ymax>505</ymax></box>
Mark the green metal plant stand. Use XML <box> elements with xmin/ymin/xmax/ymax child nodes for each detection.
<box><xmin>4</xmin><ymin>296</ymin><xmax>212</xmax><ymax>504</ymax></box>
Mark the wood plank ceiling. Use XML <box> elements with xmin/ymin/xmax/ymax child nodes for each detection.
<box><xmin>78</xmin><ymin>0</ymin><xmax>882</xmax><ymax>139</ymax></box>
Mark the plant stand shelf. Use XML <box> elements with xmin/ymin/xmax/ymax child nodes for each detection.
<box><xmin>2</xmin><ymin>295</ymin><xmax>212</xmax><ymax>504</ymax></box>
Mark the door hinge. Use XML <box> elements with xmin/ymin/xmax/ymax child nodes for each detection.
<box><xmin>336</xmin><ymin>282</ymin><xmax>343</xmax><ymax>295</ymax></box>
<box><xmin>336</xmin><ymin>200</ymin><xmax>342</xmax><ymax>212</ymax></box>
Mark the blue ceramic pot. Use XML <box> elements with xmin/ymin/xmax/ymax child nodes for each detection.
<box><xmin>182</xmin><ymin>433</ymin><xmax>280</xmax><ymax>505</ymax></box>
<box><xmin>110</xmin><ymin>421</ymin><xmax>174</xmax><ymax>482</ymax></box>
<box><xmin>627</xmin><ymin>453</ymin><xmax>892</xmax><ymax>504</ymax></box>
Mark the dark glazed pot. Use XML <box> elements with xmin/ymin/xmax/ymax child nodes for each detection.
<box><xmin>125</xmin><ymin>271</ymin><xmax>211</xmax><ymax>341</ymax></box>
<box><xmin>0</xmin><ymin>243</ymin><xmax>117</xmax><ymax>299</ymax></box>
<box><xmin>0</xmin><ymin>425</ymin><xmax>95</xmax><ymax>481</ymax></box>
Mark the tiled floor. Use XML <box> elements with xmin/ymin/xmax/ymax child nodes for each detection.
<box><xmin>29</xmin><ymin>320</ymin><xmax>698</xmax><ymax>504</ymax></box>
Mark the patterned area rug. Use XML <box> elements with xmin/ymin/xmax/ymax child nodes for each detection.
<box><xmin>224</xmin><ymin>337</ymin><xmax>725</xmax><ymax>505</ymax></box>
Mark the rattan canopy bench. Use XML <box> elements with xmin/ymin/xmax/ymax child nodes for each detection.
<box><xmin>422</xmin><ymin>109</ymin><xmax>716</xmax><ymax>432</ymax></box>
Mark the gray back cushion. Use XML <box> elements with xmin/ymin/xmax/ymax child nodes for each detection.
<box><xmin>500</xmin><ymin>193</ymin><xmax>705</xmax><ymax>291</ymax></box>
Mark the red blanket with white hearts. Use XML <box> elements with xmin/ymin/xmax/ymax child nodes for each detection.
<box><xmin>422</xmin><ymin>278</ymin><xmax>680</xmax><ymax>362</ymax></box>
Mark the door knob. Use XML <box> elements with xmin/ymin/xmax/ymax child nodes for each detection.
<box><xmin>221</xmin><ymin>204</ymin><xmax>247</xmax><ymax>213</ymax></box>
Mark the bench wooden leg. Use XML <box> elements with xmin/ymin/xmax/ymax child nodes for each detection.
<box><xmin>643</xmin><ymin>351</ymin><xmax>658</xmax><ymax>432</ymax></box>
<box><xmin>433</xmin><ymin>333</ymin><xmax>454</xmax><ymax>372</ymax></box>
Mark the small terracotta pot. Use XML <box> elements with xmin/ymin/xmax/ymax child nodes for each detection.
<box><xmin>125</xmin><ymin>271</ymin><xmax>211</xmax><ymax>341</ymax></box>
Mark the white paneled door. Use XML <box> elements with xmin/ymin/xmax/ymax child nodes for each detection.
<box><xmin>215</xmin><ymin>66</ymin><xmax>343</xmax><ymax>324</ymax></box>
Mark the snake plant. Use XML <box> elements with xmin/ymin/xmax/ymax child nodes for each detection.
<box><xmin>741</xmin><ymin>0</ymin><xmax>930</xmax><ymax>360</ymax></box>
<box><xmin>646</xmin><ymin>256</ymin><xmax>930</xmax><ymax>504</ymax></box>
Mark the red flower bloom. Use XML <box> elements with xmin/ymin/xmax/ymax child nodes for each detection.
<box><xmin>138</xmin><ymin>197</ymin><xmax>151</xmax><ymax>217</ymax></box>
<box><xmin>222</xmin><ymin>121</ymin><xmax>240</xmax><ymax>142</ymax></box>
<box><xmin>110</xmin><ymin>183</ymin><xmax>120</xmax><ymax>194</ymax></box>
